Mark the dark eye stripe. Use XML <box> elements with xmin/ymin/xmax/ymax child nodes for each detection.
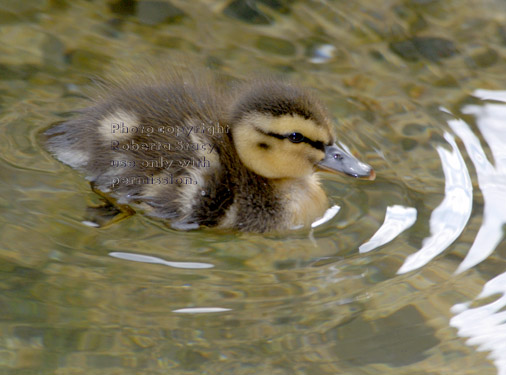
<box><xmin>255</xmin><ymin>128</ymin><xmax>325</xmax><ymax>152</ymax></box>
<box><xmin>299</xmin><ymin>136</ymin><xmax>325</xmax><ymax>151</ymax></box>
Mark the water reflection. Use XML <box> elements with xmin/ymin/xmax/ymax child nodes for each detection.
<box><xmin>309</xmin><ymin>44</ymin><xmax>336</xmax><ymax>64</ymax></box>
<box><xmin>173</xmin><ymin>307</ymin><xmax>232</xmax><ymax>314</ymax></box>
<box><xmin>311</xmin><ymin>204</ymin><xmax>341</xmax><ymax>228</ymax></box>
<box><xmin>398</xmin><ymin>132</ymin><xmax>473</xmax><ymax>274</ymax></box>
<box><xmin>359</xmin><ymin>205</ymin><xmax>417</xmax><ymax>253</ymax></box>
<box><xmin>109</xmin><ymin>251</ymin><xmax>214</xmax><ymax>269</ymax></box>
<box><xmin>450</xmin><ymin>91</ymin><xmax>506</xmax><ymax>273</ymax></box>
<box><xmin>449</xmin><ymin>89</ymin><xmax>506</xmax><ymax>375</ymax></box>
<box><xmin>451</xmin><ymin>271</ymin><xmax>506</xmax><ymax>375</ymax></box>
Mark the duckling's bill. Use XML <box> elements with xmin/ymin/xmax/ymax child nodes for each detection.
<box><xmin>317</xmin><ymin>143</ymin><xmax>375</xmax><ymax>180</ymax></box>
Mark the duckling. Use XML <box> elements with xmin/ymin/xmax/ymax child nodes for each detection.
<box><xmin>44</xmin><ymin>72</ymin><xmax>374</xmax><ymax>232</ymax></box>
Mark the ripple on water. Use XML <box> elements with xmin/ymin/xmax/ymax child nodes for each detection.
<box><xmin>398</xmin><ymin>130</ymin><xmax>473</xmax><ymax>274</ymax></box>
<box><xmin>450</xmin><ymin>90</ymin><xmax>506</xmax><ymax>375</ymax></box>
<box><xmin>453</xmin><ymin>92</ymin><xmax>506</xmax><ymax>273</ymax></box>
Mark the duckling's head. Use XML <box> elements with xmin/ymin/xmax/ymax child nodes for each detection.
<box><xmin>230</xmin><ymin>81</ymin><xmax>374</xmax><ymax>180</ymax></box>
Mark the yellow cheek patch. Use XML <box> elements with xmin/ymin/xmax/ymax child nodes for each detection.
<box><xmin>233</xmin><ymin>117</ymin><xmax>326</xmax><ymax>179</ymax></box>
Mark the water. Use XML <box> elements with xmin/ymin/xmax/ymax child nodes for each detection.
<box><xmin>0</xmin><ymin>0</ymin><xmax>505</xmax><ymax>374</ymax></box>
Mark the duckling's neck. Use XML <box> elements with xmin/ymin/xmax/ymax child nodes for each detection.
<box><xmin>273</xmin><ymin>174</ymin><xmax>328</xmax><ymax>229</ymax></box>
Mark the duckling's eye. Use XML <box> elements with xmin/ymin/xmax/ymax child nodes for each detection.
<box><xmin>288</xmin><ymin>132</ymin><xmax>304</xmax><ymax>143</ymax></box>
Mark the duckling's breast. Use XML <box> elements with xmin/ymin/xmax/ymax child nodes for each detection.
<box><xmin>275</xmin><ymin>175</ymin><xmax>329</xmax><ymax>229</ymax></box>
<box><xmin>217</xmin><ymin>174</ymin><xmax>328</xmax><ymax>232</ymax></box>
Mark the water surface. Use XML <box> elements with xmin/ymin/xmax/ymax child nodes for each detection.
<box><xmin>1</xmin><ymin>0</ymin><xmax>505</xmax><ymax>374</ymax></box>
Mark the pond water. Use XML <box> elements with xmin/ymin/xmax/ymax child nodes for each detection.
<box><xmin>1</xmin><ymin>0</ymin><xmax>506</xmax><ymax>374</ymax></box>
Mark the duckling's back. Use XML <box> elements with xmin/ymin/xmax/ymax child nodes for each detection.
<box><xmin>45</xmin><ymin>75</ymin><xmax>239</xmax><ymax>227</ymax></box>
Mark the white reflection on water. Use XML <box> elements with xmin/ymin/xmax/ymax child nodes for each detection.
<box><xmin>109</xmin><ymin>251</ymin><xmax>214</xmax><ymax>269</ymax></box>
<box><xmin>398</xmin><ymin>132</ymin><xmax>473</xmax><ymax>274</ymax></box>
<box><xmin>359</xmin><ymin>205</ymin><xmax>417</xmax><ymax>253</ymax></box>
<box><xmin>451</xmin><ymin>271</ymin><xmax>506</xmax><ymax>375</ymax></box>
<box><xmin>173</xmin><ymin>307</ymin><xmax>232</xmax><ymax>313</ymax></box>
<box><xmin>449</xmin><ymin>90</ymin><xmax>506</xmax><ymax>375</ymax></box>
<box><xmin>449</xmin><ymin>94</ymin><xmax>506</xmax><ymax>273</ymax></box>
<box><xmin>312</xmin><ymin>204</ymin><xmax>341</xmax><ymax>228</ymax></box>
<box><xmin>473</xmin><ymin>89</ymin><xmax>506</xmax><ymax>102</ymax></box>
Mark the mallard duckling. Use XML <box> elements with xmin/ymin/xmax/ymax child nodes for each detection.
<box><xmin>44</xmin><ymin>73</ymin><xmax>374</xmax><ymax>232</ymax></box>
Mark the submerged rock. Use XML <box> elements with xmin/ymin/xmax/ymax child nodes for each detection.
<box><xmin>329</xmin><ymin>305</ymin><xmax>440</xmax><ymax>367</ymax></box>
<box><xmin>137</xmin><ymin>1</ymin><xmax>186</xmax><ymax>25</ymax></box>
<box><xmin>466</xmin><ymin>46</ymin><xmax>499</xmax><ymax>68</ymax></box>
<box><xmin>223</xmin><ymin>0</ymin><xmax>272</xmax><ymax>24</ymax></box>
<box><xmin>223</xmin><ymin>0</ymin><xmax>292</xmax><ymax>24</ymax></box>
<box><xmin>109</xmin><ymin>0</ymin><xmax>136</xmax><ymax>15</ymax></box>
<box><xmin>390</xmin><ymin>36</ymin><xmax>458</xmax><ymax>62</ymax></box>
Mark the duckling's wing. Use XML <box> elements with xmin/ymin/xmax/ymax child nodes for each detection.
<box><xmin>44</xmin><ymin>79</ymin><xmax>229</xmax><ymax>224</ymax></box>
